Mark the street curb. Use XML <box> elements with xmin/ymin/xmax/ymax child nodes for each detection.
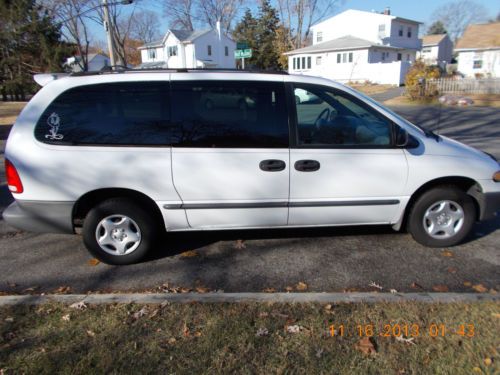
<box><xmin>0</xmin><ymin>293</ymin><xmax>498</xmax><ymax>305</ymax></box>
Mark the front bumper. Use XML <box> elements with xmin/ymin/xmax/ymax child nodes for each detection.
<box><xmin>2</xmin><ymin>200</ymin><xmax>74</xmax><ymax>234</ymax></box>
<box><xmin>476</xmin><ymin>191</ymin><xmax>500</xmax><ymax>221</ymax></box>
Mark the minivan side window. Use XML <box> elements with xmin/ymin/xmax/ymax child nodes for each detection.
<box><xmin>170</xmin><ymin>81</ymin><xmax>289</xmax><ymax>148</ymax></box>
<box><xmin>34</xmin><ymin>82</ymin><xmax>171</xmax><ymax>146</ymax></box>
<box><xmin>293</xmin><ymin>84</ymin><xmax>393</xmax><ymax>147</ymax></box>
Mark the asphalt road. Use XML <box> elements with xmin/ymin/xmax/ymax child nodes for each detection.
<box><xmin>0</xmin><ymin>105</ymin><xmax>498</xmax><ymax>294</ymax></box>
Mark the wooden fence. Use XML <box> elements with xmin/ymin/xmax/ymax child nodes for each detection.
<box><xmin>425</xmin><ymin>78</ymin><xmax>500</xmax><ymax>94</ymax></box>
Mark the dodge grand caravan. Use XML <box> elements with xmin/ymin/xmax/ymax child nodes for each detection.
<box><xmin>4</xmin><ymin>70</ymin><xmax>500</xmax><ymax>264</ymax></box>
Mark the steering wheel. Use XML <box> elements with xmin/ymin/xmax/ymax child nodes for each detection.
<box><xmin>314</xmin><ymin>108</ymin><xmax>330</xmax><ymax>129</ymax></box>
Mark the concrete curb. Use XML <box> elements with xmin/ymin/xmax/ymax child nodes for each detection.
<box><xmin>0</xmin><ymin>293</ymin><xmax>498</xmax><ymax>305</ymax></box>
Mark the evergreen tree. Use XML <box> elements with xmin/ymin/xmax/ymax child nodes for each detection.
<box><xmin>255</xmin><ymin>0</ymin><xmax>280</xmax><ymax>70</ymax></box>
<box><xmin>232</xmin><ymin>9</ymin><xmax>258</xmax><ymax>67</ymax></box>
<box><xmin>427</xmin><ymin>21</ymin><xmax>447</xmax><ymax>35</ymax></box>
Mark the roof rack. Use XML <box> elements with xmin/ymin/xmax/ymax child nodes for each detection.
<box><xmin>70</xmin><ymin>66</ymin><xmax>289</xmax><ymax>77</ymax></box>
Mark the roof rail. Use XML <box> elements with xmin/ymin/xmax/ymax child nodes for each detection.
<box><xmin>69</xmin><ymin>66</ymin><xmax>288</xmax><ymax>76</ymax></box>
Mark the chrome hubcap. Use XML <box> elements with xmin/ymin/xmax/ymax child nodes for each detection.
<box><xmin>95</xmin><ymin>215</ymin><xmax>141</xmax><ymax>256</ymax></box>
<box><xmin>423</xmin><ymin>200</ymin><xmax>464</xmax><ymax>239</ymax></box>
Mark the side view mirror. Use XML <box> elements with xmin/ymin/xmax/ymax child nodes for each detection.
<box><xmin>395</xmin><ymin>126</ymin><xmax>419</xmax><ymax>148</ymax></box>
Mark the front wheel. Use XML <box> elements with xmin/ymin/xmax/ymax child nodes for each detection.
<box><xmin>82</xmin><ymin>198</ymin><xmax>158</xmax><ymax>265</ymax></box>
<box><xmin>407</xmin><ymin>187</ymin><xmax>476</xmax><ymax>247</ymax></box>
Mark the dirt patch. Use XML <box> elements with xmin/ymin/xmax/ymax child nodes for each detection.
<box><xmin>0</xmin><ymin>102</ymin><xmax>27</xmax><ymax>126</ymax></box>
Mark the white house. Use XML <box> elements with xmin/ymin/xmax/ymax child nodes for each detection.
<box><xmin>65</xmin><ymin>53</ymin><xmax>110</xmax><ymax>72</ymax></box>
<box><xmin>417</xmin><ymin>34</ymin><xmax>453</xmax><ymax>68</ymax></box>
<box><xmin>285</xmin><ymin>8</ymin><xmax>422</xmax><ymax>85</ymax></box>
<box><xmin>137</xmin><ymin>23</ymin><xmax>236</xmax><ymax>69</ymax></box>
<box><xmin>456</xmin><ymin>22</ymin><xmax>500</xmax><ymax>78</ymax></box>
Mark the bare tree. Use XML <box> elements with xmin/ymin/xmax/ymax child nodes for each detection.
<box><xmin>276</xmin><ymin>0</ymin><xmax>341</xmax><ymax>49</ymax></box>
<box><xmin>130</xmin><ymin>10</ymin><xmax>161</xmax><ymax>42</ymax></box>
<box><xmin>163</xmin><ymin>0</ymin><xmax>195</xmax><ymax>31</ymax></box>
<box><xmin>431</xmin><ymin>0</ymin><xmax>488</xmax><ymax>43</ymax></box>
<box><xmin>197</xmin><ymin>0</ymin><xmax>242</xmax><ymax>33</ymax></box>
<box><xmin>40</xmin><ymin>0</ymin><xmax>93</xmax><ymax>71</ymax></box>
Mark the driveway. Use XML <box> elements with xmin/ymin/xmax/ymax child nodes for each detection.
<box><xmin>0</xmin><ymin>105</ymin><xmax>498</xmax><ymax>294</ymax></box>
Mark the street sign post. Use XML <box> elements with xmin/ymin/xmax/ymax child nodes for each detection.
<box><xmin>234</xmin><ymin>48</ymin><xmax>252</xmax><ymax>69</ymax></box>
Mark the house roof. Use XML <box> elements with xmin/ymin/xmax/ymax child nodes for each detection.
<box><xmin>169</xmin><ymin>29</ymin><xmax>211</xmax><ymax>42</ymax></box>
<box><xmin>311</xmin><ymin>9</ymin><xmax>422</xmax><ymax>29</ymax></box>
<box><xmin>139</xmin><ymin>39</ymin><xmax>163</xmax><ymax>49</ymax></box>
<box><xmin>284</xmin><ymin>35</ymin><xmax>402</xmax><ymax>55</ymax></box>
<box><xmin>422</xmin><ymin>34</ymin><xmax>447</xmax><ymax>46</ymax></box>
<box><xmin>455</xmin><ymin>22</ymin><xmax>500</xmax><ymax>50</ymax></box>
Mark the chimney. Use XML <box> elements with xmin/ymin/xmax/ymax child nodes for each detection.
<box><xmin>383</xmin><ymin>7</ymin><xmax>391</xmax><ymax>15</ymax></box>
<box><xmin>216</xmin><ymin>21</ymin><xmax>221</xmax><ymax>41</ymax></box>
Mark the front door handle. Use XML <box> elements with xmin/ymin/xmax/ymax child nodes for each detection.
<box><xmin>259</xmin><ymin>159</ymin><xmax>286</xmax><ymax>172</ymax></box>
<box><xmin>294</xmin><ymin>159</ymin><xmax>320</xmax><ymax>172</ymax></box>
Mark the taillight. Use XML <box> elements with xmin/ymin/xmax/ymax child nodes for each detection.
<box><xmin>5</xmin><ymin>159</ymin><xmax>23</xmax><ymax>194</ymax></box>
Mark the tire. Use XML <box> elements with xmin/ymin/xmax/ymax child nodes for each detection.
<box><xmin>407</xmin><ymin>186</ymin><xmax>476</xmax><ymax>247</ymax></box>
<box><xmin>82</xmin><ymin>198</ymin><xmax>159</xmax><ymax>265</ymax></box>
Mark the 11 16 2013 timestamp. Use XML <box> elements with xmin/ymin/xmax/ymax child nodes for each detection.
<box><xmin>329</xmin><ymin>323</ymin><xmax>475</xmax><ymax>338</ymax></box>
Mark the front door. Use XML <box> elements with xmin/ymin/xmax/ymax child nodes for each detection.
<box><xmin>288</xmin><ymin>83</ymin><xmax>408</xmax><ymax>226</ymax></box>
<box><xmin>170</xmin><ymin>78</ymin><xmax>290</xmax><ymax>229</ymax></box>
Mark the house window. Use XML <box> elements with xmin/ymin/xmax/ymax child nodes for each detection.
<box><xmin>473</xmin><ymin>60</ymin><xmax>483</xmax><ymax>69</ymax></box>
<box><xmin>337</xmin><ymin>54</ymin><xmax>341</xmax><ymax>63</ymax></box>
<box><xmin>167</xmin><ymin>46</ymin><xmax>177</xmax><ymax>57</ymax></box>
<box><xmin>317</xmin><ymin>31</ymin><xmax>323</xmax><ymax>43</ymax></box>
<box><xmin>307</xmin><ymin>56</ymin><xmax>311</xmax><ymax>69</ymax></box>
<box><xmin>381</xmin><ymin>52</ymin><xmax>386</xmax><ymax>61</ymax></box>
<box><xmin>407</xmin><ymin>27</ymin><xmax>412</xmax><ymax>38</ymax></box>
<box><xmin>342</xmin><ymin>53</ymin><xmax>347</xmax><ymax>63</ymax></box>
<box><xmin>397</xmin><ymin>53</ymin><xmax>402</xmax><ymax>61</ymax></box>
<box><xmin>422</xmin><ymin>47</ymin><xmax>432</xmax><ymax>53</ymax></box>
<box><xmin>208</xmin><ymin>45</ymin><xmax>212</xmax><ymax>56</ymax></box>
<box><xmin>148</xmin><ymin>49</ymin><xmax>156</xmax><ymax>59</ymax></box>
<box><xmin>378</xmin><ymin>24</ymin><xmax>385</xmax><ymax>32</ymax></box>
<box><xmin>398</xmin><ymin>26</ymin><xmax>403</xmax><ymax>37</ymax></box>
<box><xmin>293</xmin><ymin>58</ymin><xmax>296</xmax><ymax>70</ymax></box>
<box><xmin>348</xmin><ymin>52</ymin><xmax>353</xmax><ymax>62</ymax></box>
<box><xmin>225</xmin><ymin>46</ymin><xmax>228</xmax><ymax>56</ymax></box>
<box><xmin>316</xmin><ymin>56</ymin><xmax>322</xmax><ymax>65</ymax></box>
<box><xmin>302</xmin><ymin>56</ymin><xmax>306</xmax><ymax>69</ymax></box>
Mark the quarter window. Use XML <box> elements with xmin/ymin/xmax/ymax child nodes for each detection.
<box><xmin>35</xmin><ymin>82</ymin><xmax>171</xmax><ymax>146</ymax></box>
<box><xmin>208</xmin><ymin>45</ymin><xmax>212</xmax><ymax>56</ymax></box>
<box><xmin>293</xmin><ymin>84</ymin><xmax>392</xmax><ymax>147</ymax></box>
<box><xmin>170</xmin><ymin>81</ymin><xmax>289</xmax><ymax>148</ymax></box>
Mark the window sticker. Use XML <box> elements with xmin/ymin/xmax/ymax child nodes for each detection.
<box><xmin>45</xmin><ymin>112</ymin><xmax>64</xmax><ymax>140</ymax></box>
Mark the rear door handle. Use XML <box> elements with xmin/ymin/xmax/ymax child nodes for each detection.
<box><xmin>259</xmin><ymin>159</ymin><xmax>286</xmax><ymax>172</ymax></box>
<box><xmin>294</xmin><ymin>159</ymin><xmax>320</xmax><ymax>172</ymax></box>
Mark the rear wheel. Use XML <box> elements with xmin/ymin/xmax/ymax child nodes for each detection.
<box><xmin>82</xmin><ymin>198</ymin><xmax>158</xmax><ymax>265</ymax></box>
<box><xmin>407</xmin><ymin>186</ymin><xmax>476</xmax><ymax>247</ymax></box>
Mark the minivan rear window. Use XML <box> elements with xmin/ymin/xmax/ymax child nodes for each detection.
<box><xmin>34</xmin><ymin>82</ymin><xmax>171</xmax><ymax>146</ymax></box>
<box><xmin>170</xmin><ymin>81</ymin><xmax>289</xmax><ymax>148</ymax></box>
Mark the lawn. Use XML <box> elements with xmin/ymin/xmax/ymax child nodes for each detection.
<box><xmin>0</xmin><ymin>102</ymin><xmax>26</xmax><ymax>126</ymax></box>
<box><xmin>1</xmin><ymin>301</ymin><xmax>498</xmax><ymax>374</ymax></box>
<box><xmin>346</xmin><ymin>83</ymin><xmax>395</xmax><ymax>96</ymax></box>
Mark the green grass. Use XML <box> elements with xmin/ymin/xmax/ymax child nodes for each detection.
<box><xmin>1</xmin><ymin>301</ymin><xmax>498</xmax><ymax>374</ymax></box>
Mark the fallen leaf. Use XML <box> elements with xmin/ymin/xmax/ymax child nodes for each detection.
<box><xmin>61</xmin><ymin>314</ymin><xmax>71</xmax><ymax>322</ymax></box>
<box><xmin>395</xmin><ymin>336</ymin><xmax>416</xmax><ymax>345</ymax></box>
<box><xmin>195</xmin><ymin>287</ymin><xmax>210</xmax><ymax>293</ymax></box>
<box><xmin>69</xmin><ymin>301</ymin><xmax>87</xmax><ymax>310</ymax></box>
<box><xmin>286</xmin><ymin>325</ymin><xmax>301</xmax><ymax>334</ymax></box>
<box><xmin>354</xmin><ymin>337</ymin><xmax>377</xmax><ymax>355</ymax></box>
<box><xmin>472</xmin><ymin>367</ymin><xmax>484</xmax><ymax>374</ymax></box>
<box><xmin>491</xmin><ymin>313</ymin><xmax>500</xmax><ymax>319</ymax></box>
<box><xmin>441</xmin><ymin>250</ymin><xmax>454</xmax><ymax>257</ymax></box>
<box><xmin>54</xmin><ymin>286</ymin><xmax>71</xmax><ymax>294</ymax></box>
<box><xmin>390</xmin><ymin>289</ymin><xmax>398</xmax><ymax>294</ymax></box>
<box><xmin>132</xmin><ymin>307</ymin><xmax>148</xmax><ymax>321</ymax></box>
<box><xmin>22</xmin><ymin>286</ymin><xmax>39</xmax><ymax>293</ymax></box>
<box><xmin>234</xmin><ymin>240</ymin><xmax>246</xmax><ymax>249</ymax></box>
<box><xmin>489</xmin><ymin>289</ymin><xmax>497</xmax><ymax>294</ymax></box>
<box><xmin>285</xmin><ymin>286</ymin><xmax>294</xmax><ymax>292</ymax></box>
<box><xmin>259</xmin><ymin>312</ymin><xmax>269</xmax><ymax>318</ymax></box>
<box><xmin>368</xmin><ymin>281</ymin><xmax>383</xmax><ymax>290</ymax></box>
<box><xmin>86</xmin><ymin>330</ymin><xmax>95</xmax><ymax>337</ymax></box>
<box><xmin>410</xmin><ymin>282</ymin><xmax>424</xmax><ymax>290</ymax></box>
<box><xmin>432</xmin><ymin>285</ymin><xmax>449</xmax><ymax>292</ymax></box>
<box><xmin>256</xmin><ymin>327</ymin><xmax>269</xmax><ymax>337</ymax></box>
<box><xmin>296</xmin><ymin>281</ymin><xmax>308</xmax><ymax>291</ymax></box>
<box><xmin>324</xmin><ymin>304</ymin><xmax>332</xmax><ymax>311</ymax></box>
<box><xmin>315</xmin><ymin>348</ymin><xmax>324</xmax><ymax>358</ymax></box>
<box><xmin>182</xmin><ymin>322</ymin><xmax>190</xmax><ymax>337</ymax></box>
<box><xmin>472</xmin><ymin>284</ymin><xmax>488</xmax><ymax>293</ymax></box>
<box><xmin>447</xmin><ymin>267</ymin><xmax>458</xmax><ymax>274</ymax></box>
<box><xmin>4</xmin><ymin>317</ymin><xmax>14</xmax><ymax>323</ymax></box>
<box><xmin>168</xmin><ymin>337</ymin><xmax>177</xmax><ymax>344</ymax></box>
<box><xmin>484</xmin><ymin>357</ymin><xmax>492</xmax><ymax>366</ymax></box>
<box><xmin>180</xmin><ymin>250</ymin><xmax>199</xmax><ymax>258</ymax></box>
<box><xmin>88</xmin><ymin>258</ymin><xmax>100</xmax><ymax>266</ymax></box>
<box><xmin>463</xmin><ymin>281</ymin><xmax>472</xmax><ymax>287</ymax></box>
<box><xmin>262</xmin><ymin>288</ymin><xmax>276</xmax><ymax>293</ymax></box>
<box><xmin>150</xmin><ymin>309</ymin><xmax>159</xmax><ymax>318</ymax></box>
<box><xmin>194</xmin><ymin>331</ymin><xmax>202</xmax><ymax>337</ymax></box>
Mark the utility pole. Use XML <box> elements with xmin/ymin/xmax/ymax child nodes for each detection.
<box><xmin>102</xmin><ymin>0</ymin><xmax>116</xmax><ymax>67</ymax></box>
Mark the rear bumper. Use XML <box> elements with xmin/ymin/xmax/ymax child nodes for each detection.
<box><xmin>476</xmin><ymin>191</ymin><xmax>500</xmax><ymax>221</ymax></box>
<box><xmin>2</xmin><ymin>200</ymin><xmax>74</xmax><ymax>234</ymax></box>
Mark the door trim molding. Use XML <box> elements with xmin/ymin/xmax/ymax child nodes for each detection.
<box><xmin>163</xmin><ymin>200</ymin><xmax>400</xmax><ymax>210</ymax></box>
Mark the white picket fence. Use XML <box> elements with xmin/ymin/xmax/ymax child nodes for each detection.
<box><xmin>426</xmin><ymin>78</ymin><xmax>500</xmax><ymax>94</ymax></box>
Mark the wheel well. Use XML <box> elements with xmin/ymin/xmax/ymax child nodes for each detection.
<box><xmin>72</xmin><ymin>188</ymin><xmax>164</xmax><ymax>228</ymax></box>
<box><xmin>402</xmin><ymin>176</ymin><xmax>481</xmax><ymax>227</ymax></box>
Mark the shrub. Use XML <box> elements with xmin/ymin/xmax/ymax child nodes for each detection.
<box><xmin>404</xmin><ymin>59</ymin><xmax>441</xmax><ymax>100</ymax></box>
